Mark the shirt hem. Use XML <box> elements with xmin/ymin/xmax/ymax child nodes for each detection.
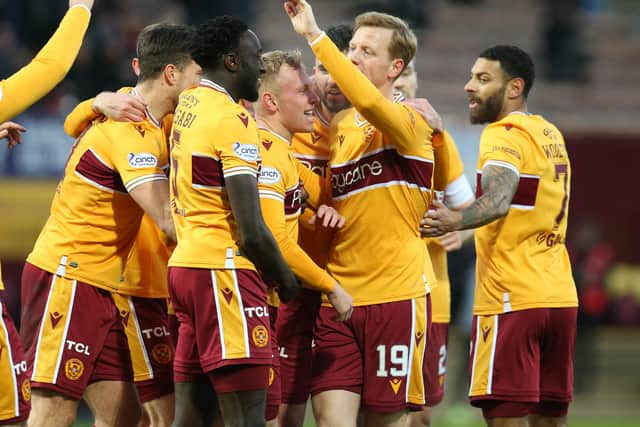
<box><xmin>473</xmin><ymin>301</ymin><xmax>579</xmax><ymax>315</ymax></box>
<box><xmin>321</xmin><ymin>289</ymin><xmax>427</xmax><ymax>307</ymax></box>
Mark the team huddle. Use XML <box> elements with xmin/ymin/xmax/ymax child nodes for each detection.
<box><xmin>0</xmin><ymin>1</ymin><xmax>578</xmax><ymax>427</ymax></box>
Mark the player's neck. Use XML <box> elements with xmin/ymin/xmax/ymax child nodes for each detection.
<box><xmin>498</xmin><ymin>100</ymin><xmax>528</xmax><ymax>121</ymax></box>
<box><xmin>256</xmin><ymin>116</ymin><xmax>292</xmax><ymax>142</ymax></box>
<box><xmin>135</xmin><ymin>81</ymin><xmax>175</xmax><ymax>122</ymax></box>
<box><xmin>379</xmin><ymin>80</ymin><xmax>395</xmax><ymax>101</ymax></box>
<box><xmin>202</xmin><ymin>71</ymin><xmax>238</xmax><ymax>102</ymax></box>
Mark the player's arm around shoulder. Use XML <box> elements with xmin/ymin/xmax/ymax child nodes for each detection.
<box><xmin>422</xmin><ymin>125</ymin><xmax>523</xmax><ymax>236</ymax></box>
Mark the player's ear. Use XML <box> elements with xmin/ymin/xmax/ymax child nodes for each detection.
<box><xmin>261</xmin><ymin>91</ymin><xmax>278</xmax><ymax>113</ymax></box>
<box><xmin>388</xmin><ymin>58</ymin><xmax>404</xmax><ymax>81</ymax></box>
<box><xmin>507</xmin><ymin>77</ymin><xmax>525</xmax><ymax>99</ymax></box>
<box><xmin>131</xmin><ymin>58</ymin><xmax>141</xmax><ymax>77</ymax></box>
<box><xmin>224</xmin><ymin>52</ymin><xmax>239</xmax><ymax>72</ymax></box>
<box><xmin>164</xmin><ymin>63</ymin><xmax>178</xmax><ymax>85</ymax></box>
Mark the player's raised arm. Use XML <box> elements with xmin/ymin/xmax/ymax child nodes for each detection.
<box><xmin>285</xmin><ymin>0</ymin><xmax>432</xmax><ymax>150</ymax></box>
<box><xmin>0</xmin><ymin>0</ymin><xmax>94</xmax><ymax>122</ymax></box>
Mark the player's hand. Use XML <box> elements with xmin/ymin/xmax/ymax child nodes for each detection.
<box><xmin>420</xmin><ymin>199</ymin><xmax>461</xmax><ymax>237</ymax></box>
<box><xmin>276</xmin><ymin>273</ymin><xmax>301</xmax><ymax>304</ymax></box>
<box><xmin>0</xmin><ymin>121</ymin><xmax>26</xmax><ymax>149</ymax></box>
<box><xmin>438</xmin><ymin>231</ymin><xmax>463</xmax><ymax>251</ymax></box>
<box><xmin>403</xmin><ymin>97</ymin><xmax>443</xmax><ymax>133</ymax></box>
<box><xmin>284</xmin><ymin>0</ymin><xmax>322</xmax><ymax>42</ymax></box>
<box><xmin>69</xmin><ymin>0</ymin><xmax>94</xmax><ymax>10</ymax></box>
<box><xmin>309</xmin><ymin>204</ymin><xmax>345</xmax><ymax>228</ymax></box>
<box><xmin>93</xmin><ymin>92</ymin><xmax>147</xmax><ymax>122</ymax></box>
<box><xmin>299</xmin><ymin>183</ymin><xmax>310</xmax><ymax>212</ymax></box>
<box><xmin>327</xmin><ymin>282</ymin><xmax>353</xmax><ymax>322</ymax></box>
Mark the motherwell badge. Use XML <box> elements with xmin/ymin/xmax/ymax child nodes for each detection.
<box><xmin>252</xmin><ymin>325</ymin><xmax>269</xmax><ymax>348</ymax></box>
<box><xmin>65</xmin><ymin>358</ymin><xmax>84</xmax><ymax>381</ymax></box>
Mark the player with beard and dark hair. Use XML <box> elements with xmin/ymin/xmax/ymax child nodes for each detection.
<box><xmin>167</xmin><ymin>16</ymin><xmax>300</xmax><ymax>427</ymax></box>
<box><xmin>423</xmin><ymin>45</ymin><xmax>578</xmax><ymax>427</ymax></box>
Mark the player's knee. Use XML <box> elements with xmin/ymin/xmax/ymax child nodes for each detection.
<box><xmin>30</xmin><ymin>390</ymin><xmax>78</xmax><ymax>427</ymax></box>
<box><xmin>408</xmin><ymin>409</ymin><xmax>432</xmax><ymax>427</ymax></box>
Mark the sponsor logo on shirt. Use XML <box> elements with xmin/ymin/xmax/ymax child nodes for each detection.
<box><xmin>128</xmin><ymin>152</ymin><xmax>158</xmax><ymax>168</ymax></box>
<box><xmin>232</xmin><ymin>142</ymin><xmax>259</xmax><ymax>162</ymax></box>
<box><xmin>332</xmin><ymin>158</ymin><xmax>383</xmax><ymax>194</ymax></box>
<box><xmin>258</xmin><ymin>167</ymin><xmax>281</xmax><ymax>184</ymax></box>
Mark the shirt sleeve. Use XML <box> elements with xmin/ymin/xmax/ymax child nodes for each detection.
<box><xmin>258</xmin><ymin>164</ymin><xmax>336</xmax><ymax>294</ymax></box>
<box><xmin>64</xmin><ymin>97</ymin><xmax>99</xmax><ymax>137</ymax></box>
<box><xmin>478</xmin><ymin>123</ymin><xmax>527</xmax><ymax>176</ymax></box>
<box><xmin>217</xmin><ymin>114</ymin><xmax>261</xmax><ymax>179</ymax></box>
<box><xmin>0</xmin><ymin>5</ymin><xmax>91</xmax><ymax>122</ymax></box>
<box><xmin>110</xmin><ymin>124</ymin><xmax>168</xmax><ymax>193</ymax></box>
<box><xmin>295</xmin><ymin>156</ymin><xmax>331</xmax><ymax>209</ymax></box>
<box><xmin>309</xmin><ymin>33</ymin><xmax>433</xmax><ymax>153</ymax></box>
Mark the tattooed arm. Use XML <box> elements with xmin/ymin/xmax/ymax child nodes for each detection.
<box><xmin>421</xmin><ymin>165</ymin><xmax>519</xmax><ymax>237</ymax></box>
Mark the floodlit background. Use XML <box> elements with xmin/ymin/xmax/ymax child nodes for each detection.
<box><xmin>1</xmin><ymin>0</ymin><xmax>639</xmax><ymax>425</ymax></box>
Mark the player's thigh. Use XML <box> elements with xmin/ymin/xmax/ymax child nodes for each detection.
<box><xmin>311</xmin><ymin>389</ymin><xmax>360</xmax><ymax>427</ymax></box>
<box><xmin>173</xmin><ymin>380</ymin><xmax>218</xmax><ymax>427</ymax></box>
<box><xmin>277</xmin><ymin>403</ymin><xmax>306</xmax><ymax>427</ymax></box>
<box><xmin>216</xmin><ymin>388</ymin><xmax>267</xmax><ymax>427</ymax></box>
<box><xmin>0</xmin><ymin>302</ymin><xmax>30</xmax><ymax>426</ymax></box>
<box><xmin>84</xmin><ymin>380</ymin><xmax>141</xmax><ymax>427</ymax></box>
<box><xmin>361</xmin><ymin>295</ymin><xmax>430</xmax><ymax>414</ymax></box>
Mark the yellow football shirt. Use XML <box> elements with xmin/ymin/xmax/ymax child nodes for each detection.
<box><xmin>123</xmin><ymin>214</ymin><xmax>173</xmax><ymax>298</ymax></box>
<box><xmin>292</xmin><ymin>114</ymin><xmax>334</xmax><ymax>268</ymax></box>
<box><xmin>27</xmin><ymin>93</ymin><xmax>169</xmax><ymax>292</ymax></box>
<box><xmin>258</xmin><ymin>128</ymin><xmax>335</xmax><ymax>294</ymax></box>
<box><xmin>168</xmin><ymin>79</ymin><xmax>260</xmax><ymax>271</ymax></box>
<box><xmin>310</xmin><ymin>33</ymin><xmax>435</xmax><ymax>306</ymax></box>
<box><xmin>473</xmin><ymin>113</ymin><xmax>578</xmax><ymax>314</ymax></box>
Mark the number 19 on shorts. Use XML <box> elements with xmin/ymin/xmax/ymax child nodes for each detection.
<box><xmin>376</xmin><ymin>345</ymin><xmax>409</xmax><ymax>377</ymax></box>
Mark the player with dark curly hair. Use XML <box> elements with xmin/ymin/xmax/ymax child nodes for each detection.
<box><xmin>167</xmin><ymin>16</ymin><xmax>300</xmax><ymax>427</ymax></box>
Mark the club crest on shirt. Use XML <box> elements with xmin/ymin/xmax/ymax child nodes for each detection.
<box><xmin>128</xmin><ymin>152</ymin><xmax>158</xmax><ymax>168</ymax></box>
<box><xmin>232</xmin><ymin>142</ymin><xmax>259</xmax><ymax>162</ymax></box>
<box><xmin>259</xmin><ymin>167</ymin><xmax>281</xmax><ymax>184</ymax></box>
